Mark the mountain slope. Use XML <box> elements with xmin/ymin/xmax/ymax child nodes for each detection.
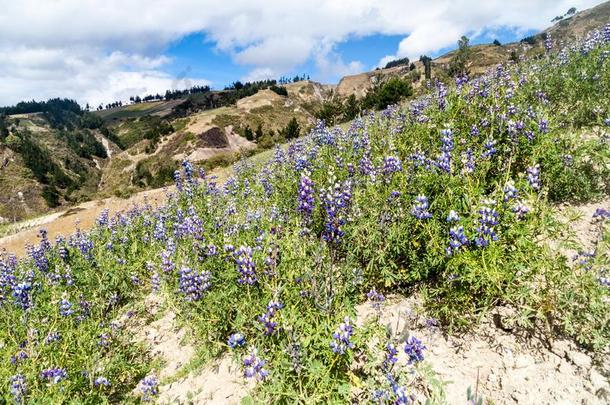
<box><xmin>0</xmin><ymin>107</ymin><xmax>116</xmax><ymax>221</ymax></box>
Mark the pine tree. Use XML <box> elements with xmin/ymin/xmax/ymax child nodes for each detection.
<box><xmin>255</xmin><ymin>124</ymin><xmax>263</xmax><ymax>142</ymax></box>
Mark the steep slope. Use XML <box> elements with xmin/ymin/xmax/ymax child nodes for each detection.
<box><xmin>0</xmin><ymin>108</ymin><xmax>117</xmax><ymax>221</ymax></box>
<box><xmin>95</xmin><ymin>83</ymin><xmax>326</xmax><ymax>197</ymax></box>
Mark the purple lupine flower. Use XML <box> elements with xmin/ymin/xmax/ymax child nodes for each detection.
<box><xmin>178</xmin><ymin>266</ymin><xmax>211</xmax><ymax>302</ymax></box>
<box><xmin>206</xmin><ymin>244</ymin><xmax>218</xmax><ymax>256</ymax></box>
<box><xmin>234</xmin><ymin>246</ymin><xmax>257</xmax><ymax>285</ymax></box>
<box><xmin>392</xmin><ymin>383</ymin><xmax>412</xmax><ymax>405</ymax></box>
<box><xmin>297</xmin><ymin>172</ymin><xmax>315</xmax><ymax>221</ymax></box>
<box><xmin>98</xmin><ymin>332</ymin><xmax>111</xmax><ymax>347</ymax></box>
<box><xmin>140</xmin><ymin>375</ymin><xmax>158</xmax><ymax>401</ymax></box>
<box><xmin>94</xmin><ymin>376</ymin><xmax>110</xmax><ymax>387</ymax></box>
<box><xmin>470</xmin><ymin>124</ymin><xmax>479</xmax><ymax>137</ymax></box>
<box><xmin>258</xmin><ymin>300</ymin><xmax>284</xmax><ymax>335</ymax></box>
<box><xmin>153</xmin><ymin>219</ymin><xmax>166</xmax><ymax>242</ymax></box>
<box><xmin>96</xmin><ymin>209</ymin><xmax>110</xmax><ymax>227</ymax></box>
<box><xmin>28</xmin><ymin>245</ymin><xmax>49</xmax><ymax>273</ymax></box>
<box><xmin>10</xmin><ymin>351</ymin><xmax>28</xmax><ymax>365</ymax></box>
<box><xmin>435</xmin><ymin>151</ymin><xmax>451</xmax><ymax>174</ymax></box>
<box><xmin>130</xmin><ymin>274</ymin><xmax>140</xmax><ymax>286</ymax></box>
<box><xmin>474</xmin><ymin>203</ymin><xmax>499</xmax><ymax>248</ymax></box>
<box><xmin>45</xmin><ymin>331</ymin><xmax>61</xmax><ymax>344</ymax></box>
<box><xmin>592</xmin><ymin>208</ymin><xmax>610</xmax><ymax>220</ymax></box>
<box><xmin>174</xmin><ymin>170</ymin><xmax>183</xmax><ymax>192</ymax></box>
<box><xmin>243</xmin><ymin>349</ymin><xmax>269</xmax><ymax>381</ymax></box>
<box><xmin>330</xmin><ymin>317</ymin><xmax>354</xmax><ymax>355</ymax></box>
<box><xmin>544</xmin><ymin>33</ymin><xmax>553</xmax><ymax>52</ymax></box>
<box><xmin>366</xmin><ymin>288</ymin><xmax>385</xmax><ymax>310</ymax></box>
<box><xmin>10</xmin><ymin>374</ymin><xmax>27</xmax><ymax>404</ymax></box>
<box><xmin>12</xmin><ymin>283</ymin><xmax>32</xmax><ymax>310</ymax></box>
<box><xmin>151</xmin><ymin>272</ymin><xmax>160</xmax><ymax>292</ymax></box>
<box><xmin>59</xmin><ymin>298</ymin><xmax>74</xmax><ymax>316</ymax></box>
<box><xmin>437</xmin><ymin>81</ymin><xmax>448</xmax><ymax>110</ymax></box>
<box><xmin>446</xmin><ymin>226</ymin><xmax>468</xmax><ymax>256</ymax></box>
<box><xmin>403</xmin><ymin>336</ymin><xmax>426</xmax><ymax>364</ymax></box>
<box><xmin>40</xmin><ymin>368</ymin><xmax>67</xmax><ymax>384</ymax></box>
<box><xmin>383</xmin><ymin>343</ymin><xmax>398</xmax><ymax>370</ymax></box>
<box><xmin>512</xmin><ymin>202</ymin><xmax>530</xmax><ymax>220</ymax></box>
<box><xmin>503</xmin><ymin>181</ymin><xmax>518</xmax><ymax>201</ymax></box>
<box><xmin>573</xmin><ymin>251</ymin><xmax>595</xmax><ymax>270</ymax></box>
<box><xmin>461</xmin><ymin>148</ymin><xmax>475</xmax><ymax>174</ymax></box>
<box><xmin>228</xmin><ymin>333</ymin><xmax>246</xmax><ymax>348</ymax></box>
<box><xmin>160</xmin><ymin>250</ymin><xmax>175</xmax><ymax>274</ymax></box>
<box><xmin>482</xmin><ymin>138</ymin><xmax>497</xmax><ymax>159</ymax></box>
<box><xmin>181</xmin><ymin>159</ymin><xmax>195</xmax><ymax>185</ymax></box>
<box><xmin>410</xmin><ymin>150</ymin><xmax>429</xmax><ymax>170</ymax></box>
<box><xmin>382</xmin><ymin>156</ymin><xmax>403</xmax><ymax>177</ymax></box>
<box><xmin>358</xmin><ymin>155</ymin><xmax>374</xmax><ymax>177</ymax></box>
<box><xmin>321</xmin><ymin>178</ymin><xmax>352</xmax><ymax>244</ymax></box>
<box><xmin>538</xmin><ymin>119</ymin><xmax>549</xmax><ymax>134</ymax></box>
<box><xmin>440</xmin><ymin>129</ymin><xmax>454</xmax><ymax>152</ymax></box>
<box><xmin>526</xmin><ymin>164</ymin><xmax>541</xmax><ymax>191</ymax></box>
<box><xmin>372</xmin><ymin>388</ymin><xmax>390</xmax><ymax>404</ymax></box>
<box><xmin>411</xmin><ymin>195</ymin><xmax>432</xmax><ymax>220</ymax></box>
<box><xmin>446</xmin><ymin>210</ymin><xmax>460</xmax><ymax>222</ymax></box>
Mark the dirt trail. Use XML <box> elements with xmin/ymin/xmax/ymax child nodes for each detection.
<box><xmin>0</xmin><ymin>186</ymin><xmax>170</xmax><ymax>256</ymax></box>
<box><xmin>127</xmin><ymin>293</ymin><xmax>252</xmax><ymax>404</ymax></box>
<box><xmin>0</xmin><ymin>164</ymin><xmax>234</xmax><ymax>257</ymax></box>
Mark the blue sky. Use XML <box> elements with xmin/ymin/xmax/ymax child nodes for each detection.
<box><xmin>165</xmin><ymin>28</ymin><xmax>540</xmax><ymax>90</ymax></box>
<box><xmin>0</xmin><ymin>0</ymin><xmax>604</xmax><ymax>106</ymax></box>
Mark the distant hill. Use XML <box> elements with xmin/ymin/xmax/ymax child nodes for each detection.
<box><xmin>0</xmin><ymin>80</ymin><xmax>330</xmax><ymax>221</ymax></box>
<box><xmin>0</xmin><ymin>103</ymin><xmax>115</xmax><ymax>221</ymax></box>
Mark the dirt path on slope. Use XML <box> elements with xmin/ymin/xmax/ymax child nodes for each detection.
<box><xmin>0</xmin><ymin>163</ymin><xmax>235</xmax><ymax>257</ymax></box>
<box><xmin>124</xmin><ymin>293</ymin><xmax>252</xmax><ymax>404</ymax></box>
<box><xmin>0</xmin><ymin>186</ymin><xmax>171</xmax><ymax>256</ymax></box>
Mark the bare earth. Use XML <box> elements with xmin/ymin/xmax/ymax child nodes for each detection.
<box><xmin>356</xmin><ymin>295</ymin><xmax>609</xmax><ymax>404</ymax></box>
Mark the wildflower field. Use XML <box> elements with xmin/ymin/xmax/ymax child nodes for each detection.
<box><xmin>1</xmin><ymin>25</ymin><xmax>610</xmax><ymax>404</ymax></box>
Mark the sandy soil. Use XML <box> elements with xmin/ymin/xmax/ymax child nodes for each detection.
<box><xmin>129</xmin><ymin>293</ymin><xmax>252</xmax><ymax>404</ymax></box>
<box><xmin>236</xmin><ymin>89</ymin><xmax>282</xmax><ymax>111</ymax></box>
<box><xmin>356</xmin><ymin>295</ymin><xmax>609</xmax><ymax>404</ymax></box>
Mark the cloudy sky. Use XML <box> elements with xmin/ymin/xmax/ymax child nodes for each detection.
<box><xmin>0</xmin><ymin>0</ymin><xmax>604</xmax><ymax>107</ymax></box>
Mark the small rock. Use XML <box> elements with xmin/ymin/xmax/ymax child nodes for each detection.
<box><xmin>590</xmin><ymin>369</ymin><xmax>609</xmax><ymax>391</ymax></box>
<box><xmin>558</xmin><ymin>361</ymin><xmax>575</xmax><ymax>376</ymax></box>
<box><xmin>567</xmin><ymin>351</ymin><xmax>592</xmax><ymax>369</ymax></box>
<box><xmin>510</xmin><ymin>390</ymin><xmax>528</xmax><ymax>403</ymax></box>
<box><xmin>552</xmin><ymin>340</ymin><xmax>572</xmax><ymax>358</ymax></box>
<box><xmin>515</xmin><ymin>354</ymin><xmax>535</xmax><ymax>369</ymax></box>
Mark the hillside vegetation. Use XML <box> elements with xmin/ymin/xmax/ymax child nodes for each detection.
<box><xmin>1</xmin><ymin>23</ymin><xmax>609</xmax><ymax>403</ymax></box>
<box><xmin>0</xmin><ymin>100</ymin><xmax>121</xmax><ymax>219</ymax></box>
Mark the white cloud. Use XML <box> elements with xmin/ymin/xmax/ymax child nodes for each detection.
<box><xmin>0</xmin><ymin>46</ymin><xmax>209</xmax><ymax>107</ymax></box>
<box><xmin>0</xmin><ymin>0</ymin><xmax>605</xmax><ymax>105</ymax></box>
<box><xmin>240</xmin><ymin>67</ymin><xmax>278</xmax><ymax>83</ymax></box>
